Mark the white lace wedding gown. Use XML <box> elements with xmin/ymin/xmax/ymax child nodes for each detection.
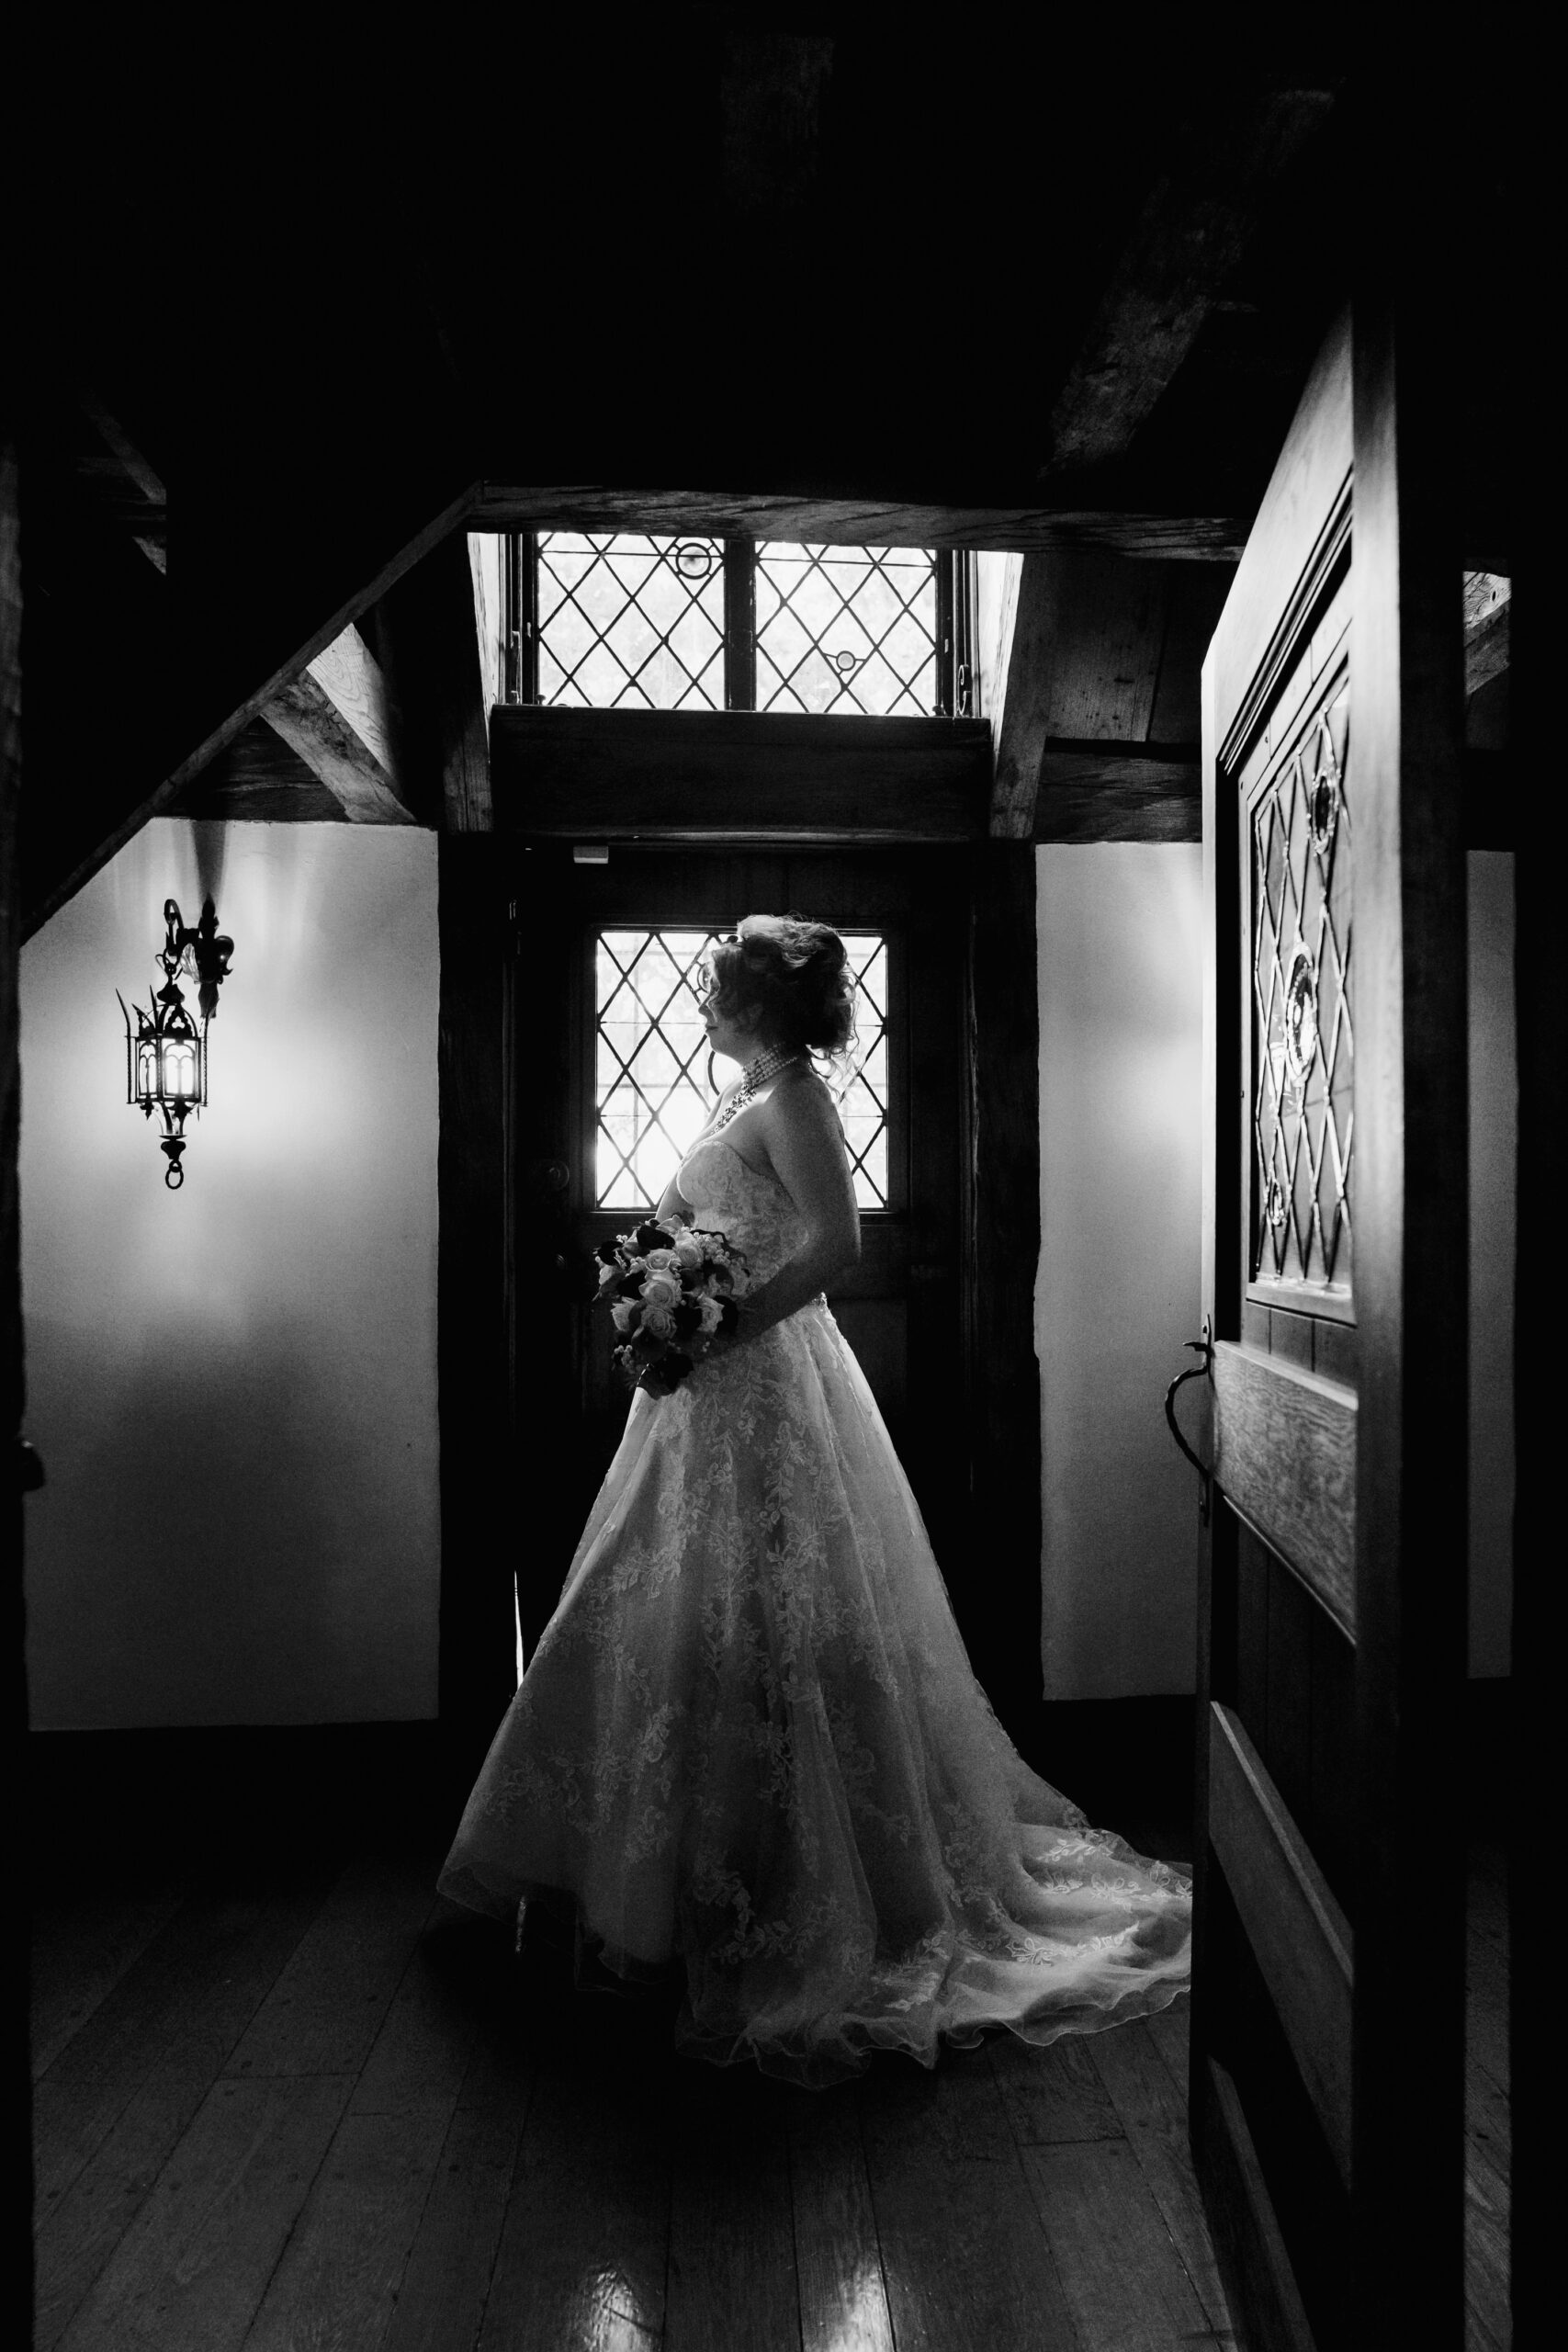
<box><xmin>440</xmin><ymin>1136</ymin><xmax>1191</xmax><ymax>2083</ymax></box>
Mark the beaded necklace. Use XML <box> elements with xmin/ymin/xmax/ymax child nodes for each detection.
<box><xmin>709</xmin><ymin>1044</ymin><xmax>802</xmax><ymax>1136</ymax></box>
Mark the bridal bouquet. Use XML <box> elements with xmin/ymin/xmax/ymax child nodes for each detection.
<box><xmin>595</xmin><ymin>1217</ymin><xmax>750</xmax><ymax>1395</ymax></box>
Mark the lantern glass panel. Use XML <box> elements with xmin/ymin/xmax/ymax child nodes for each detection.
<box><xmin>164</xmin><ymin>1041</ymin><xmax>198</xmax><ymax>1098</ymax></box>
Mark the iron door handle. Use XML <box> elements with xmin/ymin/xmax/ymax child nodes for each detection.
<box><xmin>1164</xmin><ymin>1320</ymin><xmax>1213</xmax><ymax>1518</ymax></box>
<box><xmin>16</xmin><ymin>1439</ymin><xmax>45</xmax><ymax>1493</ymax></box>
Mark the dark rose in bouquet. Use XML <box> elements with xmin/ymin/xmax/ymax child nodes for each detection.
<box><xmin>594</xmin><ymin>1217</ymin><xmax>750</xmax><ymax>1394</ymax></box>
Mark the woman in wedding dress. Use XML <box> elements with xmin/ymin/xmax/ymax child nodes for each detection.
<box><xmin>440</xmin><ymin>914</ymin><xmax>1190</xmax><ymax>2084</ymax></box>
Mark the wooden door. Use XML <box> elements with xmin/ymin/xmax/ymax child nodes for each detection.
<box><xmin>1190</xmin><ymin>285</ymin><xmax>1467</xmax><ymax>2345</ymax></box>
<box><xmin>511</xmin><ymin>842</ymin><xmax>964</xmax><ymax>1665</ymax></box>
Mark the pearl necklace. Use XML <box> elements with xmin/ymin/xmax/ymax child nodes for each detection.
<box><xmin>710</xmin><ymin>1045</ymin><xmax>802</xmax><ymax>1136</ymax></box>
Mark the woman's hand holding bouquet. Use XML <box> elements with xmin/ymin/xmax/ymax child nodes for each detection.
<box><xmin>594</xmin><ymin>1218</ymin><xmax>750</xmax><ymax>1395</ymax></box>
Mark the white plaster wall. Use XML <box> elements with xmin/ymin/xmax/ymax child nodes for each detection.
<box><xmin>1033</xmin><ymin>842</ymin><xmax>1517</xmax><ymax>1700</ymax></box>
<box><xmin>1037</xmin><ymin>844</ymin><xmax>1204</xmax><ymax>1699</ymax></box>
<box><xmin>1468</xmin><ymin>852</ymin><xmax>1515</xmax><ymax>1677</ymax></box>
<box><xmin>21</xmin><ymin>820</ymin><xmax>441</xmax><ymax>1727</ymax></box>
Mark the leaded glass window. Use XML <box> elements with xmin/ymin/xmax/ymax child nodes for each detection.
<box><xmin>536</xmin><ymin>534</ymin><xmax>726</xmax><ymax>709</ymax></box>
<box><xmin>593</xmin><ymin>927</ymin><xmax>889</xmax><ymax>1212</ymax></box>
<box><xmin>755</xmin><ymin>545</ymin><xmax>936</xmax><ymax>716</ymax></box>
<box><xmin>1250</xmin><ymin>677</ymin><xmax>1353</xmax><ymax>1295</ymax></box>
<box><xmin>513</xmin><ymin>535</ymin><xmax>971</xmax><ymax>717</ymax></box>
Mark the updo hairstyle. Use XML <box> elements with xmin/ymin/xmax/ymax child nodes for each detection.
<box><xmin>706</xmin><ymin>913</ymin><xmax>856</xmax><ymax>1060</ymax></box>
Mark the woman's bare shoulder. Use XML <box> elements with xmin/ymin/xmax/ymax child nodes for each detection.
<box><xmin>762</xmin><ymin>1066</ymin><xmax>844</xmax><ymax>1140</ymax></box>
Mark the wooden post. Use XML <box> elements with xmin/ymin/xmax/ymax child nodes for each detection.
<box><xmin>1348</xmin><ymin>89</ymin><xmax>1469</xmax><ymax>2343</ymax></box>
<box><xmin>964</xmin><ymin>841</ymin><xmax>1043</xmax><ymax>1747</ymax></box>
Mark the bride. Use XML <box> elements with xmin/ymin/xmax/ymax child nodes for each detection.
<box><xmin>440</xmin><ymin>913</ymin><xmax>1190</xmax><ymax>2083</ymax></box>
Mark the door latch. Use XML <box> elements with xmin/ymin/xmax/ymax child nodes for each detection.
<box><xmin>1163</xmin><ymin>1315</ymin><xmax>1213</xmax><ymax>1522</ymax></box>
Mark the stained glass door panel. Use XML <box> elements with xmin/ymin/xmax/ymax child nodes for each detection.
<box><xmin>1247</xmin><ymin>666</ymin><xmax>1353</xmax><ymax>1307</ymax></box>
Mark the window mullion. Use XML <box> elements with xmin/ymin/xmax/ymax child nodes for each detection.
<box><xmin>723</xmin><ymin>537</ymin><xmax>757</xmax><ymax>710</ymax></box>
<box><xmin>520</xmin><ymin>531</ymin><xmax>540</xmax><ymax>706</ymax></box>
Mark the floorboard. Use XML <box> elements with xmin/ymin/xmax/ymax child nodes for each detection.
<box><xmin>1024</xmin><ymin>2139</ymin><xmax>1224</xmax><ymax>2352</ymax></box>
<box><xmin>54</xmin><ymin>2074</ymin><xmax>354</xmax><ymax>2352</ymax></box>
<box><xmin>859</xmin><ymin>2041</ymin><xmax>1083</xmax><ymax>2352</ymax></box>
<box><xmin>666</xmin><ymin>2065</ymin><xmax>798</xmax><ymax>2352</ymax></box>
<box><xmin>786</xmin><ymin>2086</ymin><xmax>896</xmax><ymax>2352</ymax></box>
<box><xmin>1086</xmin><ymin>2019</ymin><xmax>1233</xmax><ymax>2335</ymax></box>
<box><xmin>29</xmin><ymin>1899</ymin><xmax>183</xmax><ymax>2084</ymax></box>
<box><xmin>30</xmin><ymin>1826</ymin><xmax>1506</xmax><ymax>2349</ymax></box>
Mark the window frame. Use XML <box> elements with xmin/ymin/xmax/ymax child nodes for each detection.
<box><xmin>503</xmin><ymin>532</ymin><xmax>974</xmax><ymax>719</ymax></box>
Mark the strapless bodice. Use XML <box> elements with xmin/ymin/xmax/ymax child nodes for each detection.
<box><xmin>678</xmin><ymin>1137</ymin><xmax>808</xmax><ymax>1288</ymax></box>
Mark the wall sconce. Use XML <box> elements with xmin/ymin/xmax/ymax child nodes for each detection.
<box><xmin>118</xmin><ymin>897</ymin><xmax>235</xmax><ymax>1189</ymax></box>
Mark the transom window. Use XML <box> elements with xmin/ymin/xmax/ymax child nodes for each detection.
<box><xmin>510</xmin><ymin>535</ymin><xmax>972</xmax><ymax>718</ymax></box>
<box><xmin>593</xmin><ymin>928</ymin><xmax>890</xmax><ymax>1213</ymax></box>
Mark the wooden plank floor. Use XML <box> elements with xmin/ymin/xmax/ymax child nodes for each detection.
<box><xmin>29</xmin><ymin>1830</ymin><xmax>1510</xmax><ymax>2350</ymax></box>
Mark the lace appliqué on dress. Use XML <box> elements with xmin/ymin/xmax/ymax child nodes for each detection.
<box><xmin>440</xmin><ymin>1138</ymin><xmax>1191</xmax><ymax>2082</ymax></box>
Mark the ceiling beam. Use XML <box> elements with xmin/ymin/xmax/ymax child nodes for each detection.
<box><xmin>259</xmin><ymin>625</ymin><xmax>412</xmax><ymax>824</ymax></box>
<box><xmin>373</xmin><ymin>530</ymin><xmax>491</xmax><ymax>832</ymax></box>
<box><xmin>1040</xmin><ymin>88</ymin><xmax>1336</xmax><ymax>481</ymax></box>
<box><xmin>989</xmin><ymin>549</ymin><xmax>1170</xmax><ymax>837</ymax></box>
<box><xmin>469</xmin><ymin>485</ymin><xmax>1245</xmax><ymax>561</ymax></box>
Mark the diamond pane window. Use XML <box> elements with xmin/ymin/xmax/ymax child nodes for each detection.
<box><xmin>596</xmin><ymin>930</ymin><xmax>720</xmax><ymax>1209</ymax></box>
<box><xmin>1250</xmin><ymin>679</ymin><xmax>1353</xmax><ymax>1294</ymax></box>
<box><xmin>538</xmin><ymin>533</ymin><xmax>725</xmax><ymax>709</ymax></box>
<box><xmin>756</xmin><ymin>544</ymin><xmax>936</xmax><ymax>715</ymax></box>
<box><xmin>593</xmin><ymin>928</ymin><xmax>891</xmax><ymax>1213</ymax></box>
<box><xmin>840</xmin><ymin>936</ymin><xmax>889</xmax><ymax>1208</ymax></box>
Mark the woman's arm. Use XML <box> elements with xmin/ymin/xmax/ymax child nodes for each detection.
<box><xmin>654</xmin><ymin>1172</ymin><xmax>692</xmax><ymax>1224</ymax></box>
<box><xmin>728</xmin><ymin>1076</ymin><xmax>860</xmax><ymax>1343</ymax></box>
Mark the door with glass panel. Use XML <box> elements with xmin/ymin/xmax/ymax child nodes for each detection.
<box><xmin>511</xmin><ymin>844</ymin><xmax>964</xmax><ymax>1661</ymax></box>
<box><xmin>1185</xmin><ymin>296</ymin><xmax>1467</xmax><ymax>2348</ymax></box>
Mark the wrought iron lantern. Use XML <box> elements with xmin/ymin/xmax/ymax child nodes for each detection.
<box><xmin>118</xmin><ymin>897</ymin><xmax>234</xmax><ymax>1188</ymax></box>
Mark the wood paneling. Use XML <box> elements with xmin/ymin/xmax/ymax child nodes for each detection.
<box><xmin>1209</xmin><ymin>305</ymin><xmax>1352</xmax><ymax>758</ymax></box>
<box><xmin>1209</xmin><ymin>1704</ymin><xmax>1353</xmax><ymax>2188</ymax></box>
<box><xmin>491</xmin><ymin>707</ymin><xmax>992</xmax><ymax>843</ymax></box>
<box><xmin>1193</xmin><ymin>2052</ymin><xmax>1318</xmax><ymax>2352</ymax></box>
<box><xmin>1213</xmin><ymin>1341</ymin><xmax>1356</xmax><ymax>1634</ymax></box>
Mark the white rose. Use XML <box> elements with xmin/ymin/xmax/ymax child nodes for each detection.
<box><xmin>644</xmin><ymin>1248</ymin><xmax>679</xmax><ymax>1271</ymax></box>
<box><xmin>697</xmin><ymin>1294</ymin><xmax>723</xmax><ymax>1336</ymax></box>
<box><xmin>641</xmin><ymin>1304</ymin><xmax>675</xmax><ymax>1338</ymax></box>
<box><xmin>643</xmin><ymin>1273</ymin><xmax>682</xmax><ymax>1307</ymax></box>
<box><xmin>673</xmin><ymin>1238</ymin><xmax>703</xmax><ymax>1272</ymax></box>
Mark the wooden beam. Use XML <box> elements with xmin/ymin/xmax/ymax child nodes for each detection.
<box><xmin>990</xmin><ymin>549</ymin><xmax>1169</xmax><ymax>837</ymax></box>
<box><xmin>491</xmin><ymin>707</ymin><xmax>991</xmax><ymax>842</ymax></box>
<box><xmin>175</xmin><ymin>716</ymin><xmax>346</xmax><ymax>823</ymax></box>
<box><xmin>373</xmin><ymin>531</ymin><xmax>491</xmax><ymax>832</ymax></box>
<box><xmin>1032</xmin><ymin>746</ymin><xmax>1200</xmax><ymax>843</ymax></box>
<box><xmin>1462</xmin><ymin>571</ymin><xmax>1509</xmax><ymax>697</ymax></box>
<box><xmin>74</xmin><ymin>389</ymin><xmax>166</xmax><ymax>571</ymax></box>
<box><xmin>469</xmin><ymin>484</ymin><xmax>1247</xmax><ymax>561</ymax></box>
<box><xmin>260</xmin><ymin>625</ymin><xmax>412</xmax><ymax>825</ymax></box>
<box><xmin>23</xmin><ymin>486</ymin><xmax>480</xmax><ymax>938</ymax></box>
<box><xmin>1041</xmin><ymin>90</ymin><xmax>1335</xmax><ymax>479</ymax></box>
